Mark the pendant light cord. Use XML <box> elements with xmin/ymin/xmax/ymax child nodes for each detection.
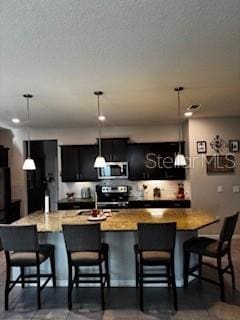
<box><xmin>97</xmin><ymin>94</ymin><xmax>102</xmax><ymax>156</ymax></box>
<box><xmin>27</xmin><ymin>96</ymin><xmax>31</xmax><ymax>158</ymax></box>
<box><xmin>177</xmin><ymin>90</ymin><xmax>181</xmax><ymax>154</ymax></box>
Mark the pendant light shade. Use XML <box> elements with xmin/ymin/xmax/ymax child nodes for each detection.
<box><xmin>94</xmin><ymin>91</ymin><xmax>106</xmax><ymax>168</ymax></box>
<box><xmin>174</xmin><ymin>87</ymin><xmax>186</xmax><ymax>167</ymax></box>
<box><xmin>22</xmin><ymin>94</ymin><xmax>36</xmax><ymax>171</ymax></box>
<box><xmin>94</xmin><ymin>156</ymin><xmax>106</xmax><ymax>168</ymax></box>
<box><xmin>174</xmin><ymin>153</ymin><xmax>187</xmax><ymax>167</ymax></box>
<box><xmin>23</xmin><ymin>158</ymin><xmax>36</xmax><ymax>170</ymax></box>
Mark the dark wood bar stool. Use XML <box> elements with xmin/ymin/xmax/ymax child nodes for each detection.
<box><xmin>62</xmin><ymin>223</ymin><xmax>110</xmax><ymax>310</ymax></box>
<box><xmin>0</xmin><ymin>225</ymin><xmax>56</xmax><ymax>310</ymax></box>
<box><xmin>183</xmin><ymin>212</ymin><xmax>239</xmax><ymax>301</ymax></box>
<box><xmin>134</xmin><ymin>222</ymin><xmax>177</xmax><ymax>311</ymax></box>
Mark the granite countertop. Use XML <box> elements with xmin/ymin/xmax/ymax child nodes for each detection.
<box><xmin>13</xmin><ymin>208</ymin><xmax>219</xmax><ymax>233</ymax></box>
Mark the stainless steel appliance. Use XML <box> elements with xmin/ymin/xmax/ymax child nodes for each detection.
<box><xmin>81</xmin><ymin>187</ymin><xmax>91</xmax><ymax>199</ymax></box>
<box><xmin>98</xmin><ymin>162</ymin><xmax>128</xmax><ymax>179</ymax></box>
<box><xmin>96</xmin><ymin>185</ymin><xmax>129</xmax><ymax>209</ymax></box>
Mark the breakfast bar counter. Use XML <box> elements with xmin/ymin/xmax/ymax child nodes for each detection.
<box><xmin>14</xmin><ymin>208</ymin><xmax>219</xmax><ymax>232</ymax></box>
<box><xmin>13</xmin><ymin>209</ymin><xmax>219</xmax><ymax>287</ymax></box>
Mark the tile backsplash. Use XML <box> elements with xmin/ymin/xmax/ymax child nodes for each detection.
<box><xmin>60</xmin><ymin>180</ymin><xmax>191</xmax><ymax>200</ymax></box>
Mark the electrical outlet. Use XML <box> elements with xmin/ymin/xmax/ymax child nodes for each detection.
<box><xmin>217</xmin><ymin>186</ymin><xmax>223</xmax><ymax>193</ymax></box>
<box><xmin>233</xmin><ymin>186</ymin><xmax>240</xmax><ymax>193</ymax></box>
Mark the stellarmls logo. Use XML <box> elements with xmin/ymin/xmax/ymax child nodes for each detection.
<box><xmin>144</xmin><ymin>153</ymin><xmax>236</xmax><ymax>170</ymax></box>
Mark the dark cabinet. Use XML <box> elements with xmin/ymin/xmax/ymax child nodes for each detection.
<box><xmin>61</xmin><ymin>145</ymin><xmax>98</xmax><ymax>182</ymax></box>
<box><xmin>127</xmin><ymin>144</ymin><xmax>147</xmax><ymax>180</ymax></box>
<box><xmin>8</xmin><ymin>200</ymin><xmax>21</xmax><ymax>223</ymax></box>
<box><xmin>128</xmin><ymin>200</ymin><xmax>191</xmax><ymax>209</ymax></box>
<box><xmin>0</xmin><ymin>146</ymin><xmax>9</xmax><ymax>167</ymax></box>
<box><xmin>101</xmin><ymin>138</ymin><xmax>128</xmax><ymax>161</ymax></box>
<box><xmin>61</xmin><ymin>146</ymin><xmax>80</xmax><ymax>182</ymax></box>
<box><xmin>79</xmin><ymin>145</ymin><xmax>98</xmax><ymax>181</ymax></box>
<box><xmin>128</xmin><ymin>142</ymin><xmax>185</xmax><ymax>180</ymax></box>
<box><xmin>58</xmin><ymin>200</ymin><xmax>94</xmax><ymax>210</ymax></box>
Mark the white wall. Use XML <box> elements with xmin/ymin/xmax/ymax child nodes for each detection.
<box><xmin>189</xmin><ymin>118</ymin><xmax>240</xmax><ymax>234</ymax></box>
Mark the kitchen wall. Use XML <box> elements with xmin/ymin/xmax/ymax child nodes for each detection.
<box><xmin>188</xmin><ymin>118</ymin><xmax>240</xmax><ymax>235</ymax></box>
<box><xmin>3</xmin><ymin>118</ymin><xmax>240</xmax><ymax>236</ymax></box>
<box><xmin>8</xmin><ymin>124</ymin><xmax>189</xmax><ymax>215</ymax></box>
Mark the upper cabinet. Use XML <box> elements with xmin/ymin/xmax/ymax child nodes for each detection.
<box><xmin>127</xmin><ymin>142</ymin><xmax>186</xmax><ymax>181</ymax></box>
<box><xmin>60</xmin><ymin>139</ymin><xmax>186</xmax><ymax>182</ymax></box>
<box><xmin>61</xmin><ymin>145</ymin><xmax>98</xmax><ymax>182</ymax></box>
<box><xmin>61</xmin><ymin>146</ymin><xmax>80</xmax><ymax>182</ymax></box>
<box><xmin>101</xmin><ymin>138</ymin><xmax>128</xmax><ymax>161</ymax></box>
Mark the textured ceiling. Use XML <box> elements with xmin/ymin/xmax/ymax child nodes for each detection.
<box><xmin>0</xmin><ymin>0</ymin><xmax>240</xmax><ymax>128</ymax></box>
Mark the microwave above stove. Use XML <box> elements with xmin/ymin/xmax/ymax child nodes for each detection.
<box><xmin>98</xmin><ymin>162</ymin><xmax>128</xmax><ymax>179</ymax></box>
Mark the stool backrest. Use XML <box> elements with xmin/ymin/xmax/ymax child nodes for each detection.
<box><xmin>0</xmin><ymin>225</ymin><xmax>39</xmax><ymax>252</ymax></box>
<box><xmin>62</xmin><ymin>224</ymin><xmax>101</xmax><ymax>252</ymax></box>
<box><xmin>219</xmin><ymin>212</ymin><xmax>239</xmax><ymax>249</ymax></box>
<box><xmin>137</xmin><ymin>222</ymin><xmax>176</xmax><ymax>251</ymax></box>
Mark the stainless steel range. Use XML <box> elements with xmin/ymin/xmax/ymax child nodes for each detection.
<box><xmin>96</xmin><ymin>185</ymin><xmax>129</xmax><ymax>209</ymax></box>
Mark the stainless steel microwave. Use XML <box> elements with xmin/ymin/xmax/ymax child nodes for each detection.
<box><xmin>98</xmin><ymin>162</ymin><xmax>128</xmax><ymax>179</ymax></box>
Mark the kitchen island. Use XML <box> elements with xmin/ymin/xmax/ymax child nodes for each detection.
<box><xmin>13</xmin><ymin>208</ymin><xmax>219</xmax><ymax>287</ymax></box>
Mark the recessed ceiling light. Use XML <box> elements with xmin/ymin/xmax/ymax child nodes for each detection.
<box><xmin>98</xmin><ymin>115</ymin><xmax>106</xmax><ymax>121</ymax></box>
<box><xmin>184</xmin><ymin>111</ymin><xmax>193</xmax><ymax>117</ymax></box>
<box><xmin>11</xmin><ymin>118</ymin><xmax>20</xmax><ymax>124</ymax></box>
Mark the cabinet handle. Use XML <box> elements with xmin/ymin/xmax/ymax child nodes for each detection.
<box><xmin>144</xmin><ymin>203</ymin><xmax>151</xmax><ymax>208</ymax></box>
<box><xmin>173</xmin><ymin>203</ymin><xmax>181</xmax><ymax>207</ymax></box>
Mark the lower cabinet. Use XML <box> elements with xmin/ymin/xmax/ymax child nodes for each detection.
<box><xmin>128</xmin><ymin>200</ymin><xmax>191</xmax><ymax>209</ymax></box>
<box><xmin>58</xmin><ymin>200</ymin><xmax>191</xmax><ymax>210</ymax></box>
<box><xmin>58</xmin><ymin>201</ymin><xmax>95</xmax><ymax>210</ymax></box>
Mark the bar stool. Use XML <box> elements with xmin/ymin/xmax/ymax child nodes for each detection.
<box><xmin>62</xmin><ymin>223</ymin><xmax>110</xmax><ymax>310</ymax></box>
<box><xmin>183</xmin><ymin>212</ymin><xmax>239</xmax><ymax>301</ymax></box>
<box><xmin>134</xmin><ymin>222</ymin><xmax>177</xmax><ymax>311</ymax></box>
<box><xmin>0</xmin><ymin>225</ymin><xmax>56</xmax><ymax>310</ymax></box>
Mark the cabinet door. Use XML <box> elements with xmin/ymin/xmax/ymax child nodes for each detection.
<box><xmin>112</xmin><ymin>139</ymin><xmax>128</xmax><ymax>161</ymax></box>
<box><xmin>128</xmin><ymin>144</ymin><xmax>147</xmax><ymax>180</ymax></box>
<box><xmin>79</xmin><ymin>145</ymin><xmax>99</xmax><ymax>181</ymax></box>
<box><xmin>61</xmin><ymin>146</ymin><xmax>80</xmax><ymax>182</ymax></box>
<box><xmin>163</xmin><ymin>142</ymin><xmax>186</xmax><ymax>180</ymax></box>
<box><xmin>101</xmin><ymin>139</ymin><xmax>113</xmax><ymax>161</ymax></box>
<box><xmin>144</xmin><ymin>143</ymin><xmax>166</xmax><ymax>179</ymax></box>
<box><xmin>101</xmin><ymin>138</ymin><xmax>128</xmax><ymax>162</ymax></box>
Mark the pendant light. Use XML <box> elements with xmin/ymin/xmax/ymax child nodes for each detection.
<box><xmin>94</xmin><ymin>91</ymin><xmax>106</xmax><ymax>168</ymax></box>
<box><xmin>174</xmin><ymin>87</ymin><xmax>186</xmax><ymax>167</ymax></box>
<box><xmin>22</xmin><ymin>94</ymin><xmax>36</xmax><ymax>170</ymax></box>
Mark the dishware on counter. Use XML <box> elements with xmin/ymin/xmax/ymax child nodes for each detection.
<box><xmin>88</xmin><ymin>209</ymin><xmax>107</xmax><ymax>221</ymax></box>
<box><xmin>66</xmin><ymin>192</ymin><xmax>75</xmax><ymax>200</ymax></box>
<box><xmin>81</xmin><ymin>187</ymin><xmax>91</xmax><ymax>199</ymax></box>
<box><xmin>88</xmin><ymin>214</ymin><xmax>107</xmax><ymax>221</ymax></box>
<box><xmin>153</xmin><ymin>187</ymin><xmax>161</xmax><ymax>198</ymax></box>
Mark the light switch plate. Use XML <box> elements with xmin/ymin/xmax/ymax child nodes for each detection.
<box><xmin>233</xmin><ymin>186</ymin><xmax>240</xmax><ymax>193</ymax></box>
<box><xmin>217</xmin><ymin>186</ymin><xmax>223</xmax><ymax>193</ymax></box>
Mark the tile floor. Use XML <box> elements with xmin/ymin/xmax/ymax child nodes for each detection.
<box><xmin>0</xmin><ymin>240</ymin><xmax>239</xmax><ymax>319</ymax></box>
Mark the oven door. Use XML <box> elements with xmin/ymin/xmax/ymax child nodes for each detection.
<box><xmin>98</xmin><ymin>162</ymin><xmax>128</xmax><ymax>179</ymax></box>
